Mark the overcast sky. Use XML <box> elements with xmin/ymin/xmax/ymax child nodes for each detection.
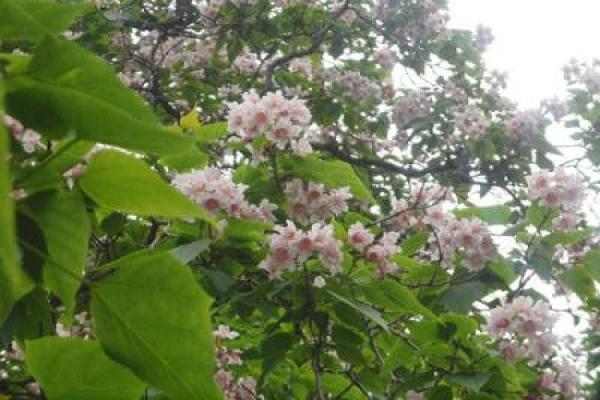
<box><xmin>449</xmin><ymin>0</ymin><xmax>600</xmax><ymax>107</ymax></box>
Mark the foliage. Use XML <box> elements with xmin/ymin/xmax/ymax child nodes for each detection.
<box><xmin>0</xmin><ymin>0</ymin><xmax>598</xmax><ymax>399</ymax></box>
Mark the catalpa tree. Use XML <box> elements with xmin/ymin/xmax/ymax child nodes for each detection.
<box><xmin>0</xmin><ymin>0</ymin><xmax>598</xmax><ymax>399</ymax></box>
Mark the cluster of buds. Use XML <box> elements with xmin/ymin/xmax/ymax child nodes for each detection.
<box><xmin>284</xmin><ymin>179</ymin><xmax>352</xmax><ymax>223</ymax></box>
<box><xmin>227</xmin><ymin>91</ymin><xmax>313</xmax><ymax>160</ymax></box>
<box><xmin>259</xmin><ymin>221</ymin><xmax>343</xmax><ymax>279</ymax></box>
<box><xmin>4</xmin><ymin>115</ymin><xmax>46</xmax><ymax>154</ymax></box>
<box><xmin>173</xmin><ymin>167</ymin><xmax>277</xmax><ymax>222</ymax></box>
<box><xmin>213</xmin><ymin>325</ymin><xmax>257</xmax><ymax>400</ymax></box>
<box><xmin>527</xmin><ymin>169</ymin><xmax>586</xmax><ymax>231</ymax></box>
<box><xmin>484</xmin><ymin>297</ymin><xmax>558</xmax><ymax>365</ymax></box>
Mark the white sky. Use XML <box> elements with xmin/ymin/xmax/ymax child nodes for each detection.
<box><xmin>449</xmin><ymin>0</ymin><xmax>600</xmax><ymax>107</ymax></box>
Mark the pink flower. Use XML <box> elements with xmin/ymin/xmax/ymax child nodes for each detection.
<box><xmin>348</xmin><ymin>222</ymin><xmax>374</xmax><ymax>251</ymax></box>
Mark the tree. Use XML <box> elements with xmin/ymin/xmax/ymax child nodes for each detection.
<box><xmin>0</xmin><ymin>0</ymin><xmax>597</xmax><ymax>399</ymax></box>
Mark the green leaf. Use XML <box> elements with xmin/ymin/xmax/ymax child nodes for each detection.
<box><xmin>438</xmin><ymin>281</ymin><xmax>486</xmax><ymax>313</ymax></box>
<box><xmin>193</xmin><ymin>122</ymin><xmax>229</xmax><ymax>144</ymax></box>
<box><xmin>447</xmin><ymin>372</ymin><xmax>491</xmax><ymax>393</ymax></box>
<box><xmin>332</xmin><ymin>324</ymin><xmax>365</xmax><ymax>365</ymax></box>
<box><xmin>543</xmin><ymin>229</ymin><xmax>591</xmax><ymax>246</ymax></box>
<box><xmin>2</xmin><ymin>287</ymin><xmax>53</xmax><ymax>340</ymax></box>
<box><xmin>261</xmin><ymin>332</ymin><xmax>294</xmax><ymax>376</ymax></box>
<box><xmin>488</xmin><ymin>259</ymin><xmax>518</xmax><ymax>287</ymax></box>
<box><xmin>25</xmin><ymin>190</ymin><xmax>89</xmax><ymax>315</ymax></box>
<box><xmin>0</xmin><ymin>80</ymin><xmax>34</xmax><ymax>325</ymax></box>
<box><xmin>170</xmin><ymin>240</ymin><xmax>211</xmax><ymax>264</ymax></box>
<box><xmin>583</xmin><ymin>250</ymin><xmax>600</xmax><ymax>281</ymax></box>
<box><xmin>454</xmin><ymin>205</ymin><xmax>512</xmax><ymax>225</ymax></box>
<box><xmin>328</xmin><ymin>290</ymin><xmax>389</xmax><ymax>331</ymax></box>
<box><xmin>0</xmin><ymin>0</ymin><xmax>83</xmax><ymax>42</ymax></box>
<box><xmin>91</xmin><ymin>251</ymin><xmax>221</xmax><ymax>400</ymax></box>
<box><xmin>401</xmin><ymin>230</ymin><xmax>430</xmax><ymax>255</ymax></box>
<box><xmin>80</xmin><ymin>151</ymin><xmax>213</xmax><ymax>222</ymax></box>
<box><xmin>559</xmin><ymin>266</ymin><xmax>596</xmax><ymax>302</ymax></box>
<box><xmin>224</xmin><ymin>218</ymin><xmax>272</xmax><ymax>242</ymax></box>
<box><xmin>18</xmin><ymin>140</ymin><xmax>94</xmax><ymax>194</ymax></box>
<box><xmin>26</xmin><ymin>337</ymin><xmax>146</xmax><ymax>400</ymax></box>
<box><xmin>369</xmin><ymin>280</ymin><xmax>437</xmax><ymax>320</ymax></box>
<box><xmin>159</xmin><ymin>149</ymin><xmax>209</xmax><ymax>172</ymax></box>
<box><xmin>7</xmin><ymin>38</ymin><xmax>193</xmax><ymax>155</ymax></box>
<box><xmin>528</xmin><ymin>242</ymin><xmax>554</xmax><ymax>281</ymax></box>
<box><xmin>283</xmin><ymin>155</ymin><xmax>375</xmax><ymax>203</ymax></box>
<box><xmin>526</xmin><ymin>203</ymin><xmax>557</xmax><ymax>228</ymax></box>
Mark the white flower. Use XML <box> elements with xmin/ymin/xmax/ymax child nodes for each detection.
<box><xmin>312</xmin><ymin>276</ymin><xmax>326</xmax><ymax>288</ymax></box>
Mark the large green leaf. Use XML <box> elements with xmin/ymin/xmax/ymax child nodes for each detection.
<box><xmin>283</xmin><ymin>155</ymin><xmax>375</xmax><ymax>203</ymax></box>
<box><xmin>0</xmin><ymin>81</ymin><xmax>34</xmax><ymax>325</ymax></box>
<box><xmin>369</xmin><ymin>280</ymin><xmax>438</xmax><ymax>320</ymax></box>
<box><xmin>91</xmin><ymin>251</ymin><xmax>221</xmax><ymax>400</ymax></box>
<box><xmin>0</xmin><ymin>0</ymin><xmax>83</xmax><ymax>42</ymax></box>
<box><xmin>80</xmin><ymin>151</ymin><xmax>213</xmax><ymax>222</ymax></box>
<box><xmin>7</xmin><ymin>38</ymin><xmax>193</xmax><ymax>155</ymax></box>
<box><xmin>18</xmin><ymin>140</ymin><xmax>94</xmax><ymax>193</ymax></box>
<box><xmin>25</xmin><ymin>190</ymin><xmax>89</xmax><ymax>315</ymax></box>
<box><xmin>26</xmin><ymin>337</ymin><xmax>146</xmax><ymax>400</ymax></box>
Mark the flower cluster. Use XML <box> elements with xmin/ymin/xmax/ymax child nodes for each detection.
<box><xmin>474</xmin><ymin>25</ymin><xmax>494</xmax><ymax>51</ymax></box>
<box><xmin>333</xmin><ymin>71</ymin><xmax>383</xmax><ymax>104</ymax></box>
<box><xmin>259</xmin><ymin>222</ymin><xmax>343</xmax><ymax>279</ymax></box>
<box><xmin>289</xmin><ymin>57</ymin><xmax>313</xmax><ymax>77</ymax></box>
<box><xmin>213</xmin><ymin>325</ymin><xmax>257</xmax><ymax>400</ymax></box>
<box><xmin>536</xmin><ymin>361</ymin><xmax>581</xmax><ymax>399</ymax></box>
<box><xmin>233</xmin><ymin>48</ymin><xmax>260</xmax><ymax>74</ymax></box>
<box><xmin>388</xmin><ymin>184</ymin><xmax>454</xmax><ymax>232</ymax></box>
<box><xmin>484</xmin><ymin>297</ymin><xmax>558</xmax><ymax>365</ymax></box>
<box><xmin>505</xmin><ymin>109</ymin><xmax>545</xmax><ymax>140</ymax></box>
<box><xmin>3</xmin><ymin>115</ymin><xmax>46</xmax><ymax>154</ymax></box>
<box><xmin>226</xmin><ymin>91</ymin><xmax>313</xmax><ymax>158</ymax></box>
<box><xmin>392</xmin><ymin>91</ymin><xmax>431</xmax><ymax>130</ymax></box>
<box><xmin>387</xmin><ymin>185</ymin><xmax>495</xmax><ymax>271</ymax></box>
<box><xmin>452</xmin><ymin>105</ymin><xmax>490</xmax><ymax>139</ymax></box>
<box><xmin>527</xmin><ymin>169</ymin><xmax>586</xmax><ymax>231</ymax></box>
<box><xmin>434</xmin><ymin>216</ymin><xmax>496</xmax><ymax>271</ymax></box>
<box><xmin>374</xmin><ymin>48</ymin><xmax>397</xmax><ymax>71</ymax></box>
<box><xmin>349</xmin><ymin>223</ymin><xmax>401</xmax><ymax>277</ymax></box>
<box><xmin>173</xmin><ymin>167</ymin><xmax>277</xmax><ymax>222</ymax></box>
<box><xmin>284</xmin><ymin>179</ymin><xmax>352</xmax><ymax>223</ymax></box>
<box><xmin>375</xmin><ymin>0</ymin><xmax>448</xmax><ymax>48</ymax></box>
